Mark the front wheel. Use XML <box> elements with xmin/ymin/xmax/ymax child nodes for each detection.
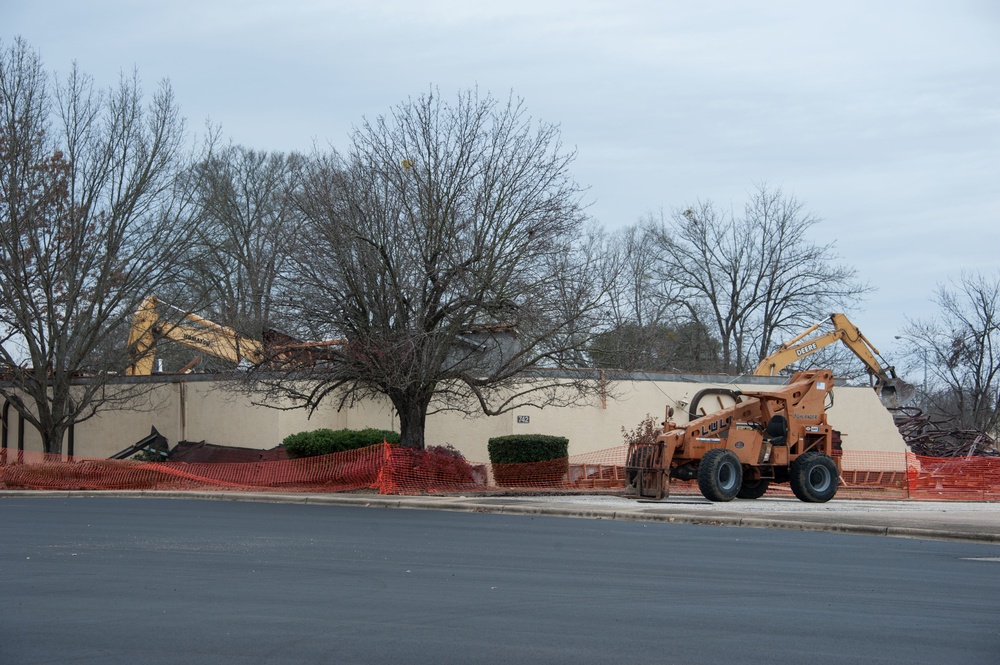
<box><xmin>697</xmin><ymin>449</ymin><xmax>742</xmax><ymax>502</ymax></box>
<box><xmin>789</xmin><ymin>452</ymin><xmax>839</xmax><ymax>502</ymax></box>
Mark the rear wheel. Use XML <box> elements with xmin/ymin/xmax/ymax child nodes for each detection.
<box><xmin>789</xmin><ymin>452</ymin><xmax>839</xmax><ymax>502</ymax></box>
<box><xmin>737</xmin><ymin>475</ymin><xmax>769</xmax><ymax>499</ymax></box>
<box><xmin>697</xmin><ymin>449</ymin><xmax>742</xmax><ymax>502</ymax></box>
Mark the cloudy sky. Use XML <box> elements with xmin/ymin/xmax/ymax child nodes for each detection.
<box><xmin>4</xmin><ymin>0</ymin><xmax>999</xmax><ymax>361</ymax></box>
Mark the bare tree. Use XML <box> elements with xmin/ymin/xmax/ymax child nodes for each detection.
<box><xmin>0</xmin><ymin>38</ymin><xmax>193</xmax><ymax>454</ymax></box>
<box><xmin>647</xmin><ymin>184</ymin><xmax>870</xmax><ymax>373</ymax></box>
<box><xmin>256</xmin><ymin>89</ymin><xmax>611</xmax><ymax>449</ymax></box>
<box><xmin>182</xmin><ymin>140</ymin><xmax>305</xmax><ymax>342</ymax></box>
<box><xmin>903</xmin><ymin>272</ymin><xmax>1000</xmax><ymax>434</ymax></box>
<box><xmin>604</xmin><ymin>221</ymin><xmax>680</xmax><ymax>330</ymax></box>
<box><xmin>591</xmin><ymin>221</ymin><xmax>720</xmax><ymax>372</ymax></box>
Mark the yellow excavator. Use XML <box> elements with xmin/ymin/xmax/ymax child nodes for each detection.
<box><xmin>753</xmin><ymin>313</ymin><xmax>913</xmax><ymax>407</ymax></box>
<box><xmin>126</xmin><ymin>297</ymin><xmax>346</xmax><ymax>376</ymax></box>
<box><xmin>125</xmin><ymin>297</ymin><xmax>265</xmax><ymax>376</ymax></box>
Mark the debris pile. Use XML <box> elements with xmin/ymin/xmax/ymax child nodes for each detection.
<box><xmin>891</xmin><ymin>407</ymin><xmax>999</xmax><ymax>458</ymax></box>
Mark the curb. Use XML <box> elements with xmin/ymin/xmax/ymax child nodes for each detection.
<box><xmin>2</xmin><ymin>490</ymin><xmax>998</xmax><ymax>544</ymax></box>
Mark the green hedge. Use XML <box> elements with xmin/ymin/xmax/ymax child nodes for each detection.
<box><xmin>283</xmin><ymin>428</ymin><xmax>401</xmax><ymax>459</ymax></box>
<box><xmin>487</xmin><ymin>434</ymin><xmax>569</xmax><ymax>464</ymax></box>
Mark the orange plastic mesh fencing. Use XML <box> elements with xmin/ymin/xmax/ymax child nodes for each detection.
<box><xmin>0</xmin><ymin>446</ymin><xmax>385</xmax><ymax>492</ymax></box>
<box><xmin>907</xmin><ymin>454</ymin><xmax>1000</xmax><ymax>501</ymax></box>
<box><xmin>836</xmin><ymin>450</ymin><xmax>911</xmax><ymax>500</ymax></box>
<box><xmin>2</xmin><ymin>445</ymin><xmax>999</xmax><ymax>500</ymax></box>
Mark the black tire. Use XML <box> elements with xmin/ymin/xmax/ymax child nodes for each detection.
<box><xmin>789</xmin><ymin>452</ymin><xmax>839</xmax><ymax>502</ymax></box>
<box><xmin>697</xmin><ymin>449</ymin><xmax>742</xmax><ymax>502</ymax></box>
<box><xmin>736</xmin><ymin>475</ymin><xmax>769</xmax><ymax>499</ymax></box>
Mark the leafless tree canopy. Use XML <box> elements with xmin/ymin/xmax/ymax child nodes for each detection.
<box><xmin>592</xmin><ymin>223</ymin><xmax>720</xmax><ymax>372</ymax></box>
<box><xmin>604</xmin><ymin>221</ymin><xmax>681</xmax><ymax>331</ymax></box>
<box><xmin>903</xmin><ymin>272</ymin><xmax>1000</xmax><ymax>434</ymax></box>
<box><xmin>181</xmin><ymin>140</ymin><xmax>305</xmax><ymax>341</ymax></box>
<box><xmin>588</xmin><ymin>321</ymin><xmax>721</xmax><ymax>373</ymax></box>
<box><xmin>255</xmin><ymin>89</ymin><xmax>611</xmax><ymax>449</ymax></box>
<box><xmin>640</xmin><ymin>185</ymin><xmax>870</xmax><ymax>373</ymax></box>
<box><xmin>0</xmin><ymin>38</ymin><xmax>192</xmax><ymax>453</ymax></box>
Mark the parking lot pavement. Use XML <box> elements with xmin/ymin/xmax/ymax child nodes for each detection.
<box><xmin>4</xmin><ymin>490</ymin><xmax>999</xmax><ymax>543</ymax></box>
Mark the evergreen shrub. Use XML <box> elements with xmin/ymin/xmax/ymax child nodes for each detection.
<box><xmin>487</xmin><ymin>434</ymin><xmax>569</xmax><ymax>486</ymax></box>
<box><xmin>283</xmin><ymin>428</ymin><xmax>400</xmax><ymax>458</ymax></box>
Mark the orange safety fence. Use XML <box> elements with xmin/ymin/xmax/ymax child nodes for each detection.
<box><xmin>1</xmin><ymin>445</ymin><xmax>999</xmax><ymax>500</ymax></box>
<box><xmin>907</xmin><ymin>455</ymin><xmax>1000</xmax><ymax>502</ymax></box>
<box><xmin>0</xmin><ymin>447</ymin><xmax>386</xmax><ymax>493</ymax></box>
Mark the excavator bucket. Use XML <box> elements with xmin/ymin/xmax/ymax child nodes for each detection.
<box><xmin>879</xmin><ymin>379</ymin><xmax>915</xmax><ymax>408</ymax></box>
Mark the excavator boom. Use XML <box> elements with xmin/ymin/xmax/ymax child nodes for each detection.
<box><xmin>125</xmin><ymin>297</ymin><xmax>264</xmax><ymax>376</ymax></box>
<box><xmin>125</xmin><ymin>296</ymin><xmax>346</xmax><ymax>376</ymax></box>
<box><xmin>753</xmin><ymin>313</ymin><xmax>913</xmax><ymax>406</ymax></box>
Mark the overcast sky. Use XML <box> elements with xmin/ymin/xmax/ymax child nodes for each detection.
<box><xmin>4</xmin><ymin>0</ymin><xmax>999</xmax><ymax>363</ymax></box>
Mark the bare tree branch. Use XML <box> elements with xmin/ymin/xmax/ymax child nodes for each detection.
<box><xmin>903</xmin><ymin>271</ymin><xmax>1000</xmax><ymax>433</ymax></box>
<box><xmin>647</xmin><ymin>183</ymin><xmax>871</xmax><ymax>373</ymax></box>
<box><xmin>176</xmin><ymin>139</ymin><xmax>305</xmax><ymax>361</ymax></box>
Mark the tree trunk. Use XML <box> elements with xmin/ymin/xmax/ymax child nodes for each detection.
<box><xmin>392</xmin><ymin>392</ymin><xmax>432</xmax><ymax>450</ymax></box>
<box><xmin>40</xmin><ymin>423</ymin><xmax>66</xmax><ymax>456</ymax></box>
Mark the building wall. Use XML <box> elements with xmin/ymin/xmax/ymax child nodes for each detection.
<box><xmin>1</xmin><ymin>375</ymin><xmax>908</xmax><ymax>466</ymax></box>
<box><xmin>501</xmin><ymin>377</ymin><xmax>907</xmax><ymax>465</ymax></box>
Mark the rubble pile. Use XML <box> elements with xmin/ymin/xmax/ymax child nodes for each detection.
<box><xmin>891</xmin><ymin>407</ymin><xmax>999</xmax><ymax>458</ymax></box>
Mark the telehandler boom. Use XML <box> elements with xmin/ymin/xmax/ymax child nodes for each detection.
<box><xmin>626</xmin><ymin>369</ymin><xmax>841</xmax><ymax>502</ymax></box>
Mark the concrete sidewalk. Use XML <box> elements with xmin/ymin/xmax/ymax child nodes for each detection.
<box><xmin>4</xmin><ymin>490</ymin><xmax>999</xmax><ymax>544</ymax></box>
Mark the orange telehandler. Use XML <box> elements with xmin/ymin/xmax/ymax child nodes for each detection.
<box><xmin>626</xmin><ymin>369</ymin><xmax>841</xmax><ymax>502</ymax></box>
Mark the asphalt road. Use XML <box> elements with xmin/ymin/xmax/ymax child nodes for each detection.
<box><xmin>2</xmin><ymin>497</ymin><xmax>999</xmax><ymax>665</ymax></box>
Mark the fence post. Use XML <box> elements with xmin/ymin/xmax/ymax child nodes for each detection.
<box><xmin>377</xmin><ymin>440</ymin><xmax>396</xmax><ymax>495</ymax></box>
<box><xmin>905</xmin><ymin>452</ymin><xmax>917</xmax><ymax>500</ymax></box>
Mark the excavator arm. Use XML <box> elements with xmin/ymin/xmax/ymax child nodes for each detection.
<box><xmin>753</xmin><ymin>313</ymin><xmax>912</xmax><ymax>405</ymax></box>
<box><xmin>125</xmin><ymin>297</ymin><xmax>264</xmax><ymax>376</ymax></box>
<box><xmin>753</xmin><ymin>325</ymin><xmax>843</xmax><ymax>376</ymax></box>
<box><xmin>126</xmin><ymin>297</ymin><xmax>161</xmax><ymax>376</ymax></box>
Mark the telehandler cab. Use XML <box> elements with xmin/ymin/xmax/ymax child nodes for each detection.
<box><xmin>626</xmin><ymin>369</ymin><xmax>841</xmax><ymax>502</ymax></box>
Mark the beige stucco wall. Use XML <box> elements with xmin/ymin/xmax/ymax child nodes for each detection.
<box><xmin>502</xmin><ymin>378</ymin><xmax>908</xmax><ymax>466</ymax></box>
<box><xmin>2</xmin><ymin>375</ymin><xmax>907</xmax><ymax>466</ymax></box>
